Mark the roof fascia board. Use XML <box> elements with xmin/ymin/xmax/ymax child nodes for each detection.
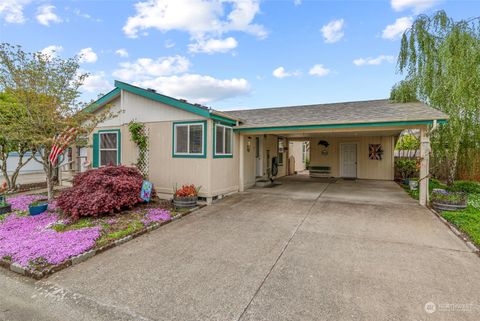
<box><xmin>234</xmin><ymin>120</ymin><xmax>448</xmax><ymax>132</ymax></box>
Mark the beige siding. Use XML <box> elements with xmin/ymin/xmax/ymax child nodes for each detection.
<box><xmin>95</xmin><ymin>90</ymin><xmax>205</xmax><ymax>127</ymax></box>
<box><xmin>210</xmin><ymin>135</ymin><xmax>240</xmax><ymax>195</ymax></box>
<box><xmin>289</xmin><ymin>141</ymin><xmax>306</xmax><ymax>172</ymax></box>
<box><xmin>241</xmin><ymin>135</ymin><xmax>256</xmax><ymax>190</ymax></box>
<box><xmin>147</xmin><ymin>121</ymin><xmax>211</xmax><ymax>197</ymax></box>
<box><xmin>309</xmin><ymin>136</ymin><xmax>394</xmax><ymax>180</ymax></box>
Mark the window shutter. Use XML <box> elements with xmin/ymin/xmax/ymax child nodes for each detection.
<box><xmin>92</xmin><ymin>133</ymin><xmax>99</xmax><ymax>168</ymax></box>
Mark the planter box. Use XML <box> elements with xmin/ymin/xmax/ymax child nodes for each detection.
<box><xmin>432</xmin><ymin>201</ymin><xmax>467</xmax><ymax>212</ymax></box>
<box><xmin>173</xmin><ymin>196</ymin><xmax>198</xmax><ymax>208</ymax></box>
<box><xmin>431</xmin><ymin>190</ymin><xmax>467</xmax><ymax>212</ymax></box>
<box><xmin>29</xmin><ymin>203</ymin><xmax>48</xmax><ymax>216</ymax></box>
<box><xmin>0</xmin><ymin>204</ymin><xmax>12</xmax><ymax>215</ymax></box>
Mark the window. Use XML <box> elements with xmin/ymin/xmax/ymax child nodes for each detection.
<box><xmin>99</xmin><ymin>131</ymin><xmax>119</xmax><ymax>166</ymax></box>
<box><xmin>214</xmin><ymin>124</ymin><xmax>233</xmax><ymax>157</ymax></box>
<box><xmin>173</xmin><ymin>122</ymin><xmax>205</xmax><ymax>157</ymax></box>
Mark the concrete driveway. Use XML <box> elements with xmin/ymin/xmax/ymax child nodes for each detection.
<box><xmin>1</xmin><ymin>176</ymin><xmax>480</xmax><ymax>321</ymax></box>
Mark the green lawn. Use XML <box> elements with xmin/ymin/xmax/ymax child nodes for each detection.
<box><xmin>401</xmin><ymin>179</ymin><xmax>480</xmax><ymax>247</ymax></box>
<box><xmin>441</xmin><ymin>194</ymin><xmax>480</xmax><ymax>247</ymax></box>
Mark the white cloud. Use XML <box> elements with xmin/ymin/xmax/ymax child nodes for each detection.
<box><xmin>272</xmin><ymin>66</ymin><xmax>300</xmax><ymax>79</ymax></box>
<box><xmin>320</xmin><ymin>19</ymin><xmax>345</xmax><ymax>43</ymax></box>
<box><xmin>115</xmin><ymin>48</ymin><xmax>129</xmax><ymax>58</ymax></box>
<box><xmin>78</xmin><ymin>48</ymin><xmax>98</xmax><ymax>63</ymax></box>
<box><xmin>36</xmin><ymin>4</ymin><xmax>62</xmax><ymax>26</ymax></box>
<box><xmin>123</xmin><ymin>0</ymin><xmax>267</xmax><ymax>51</ymax></box>
<box><xmin>136</xmin><ymin>74</ymin><xmax>250</xmax><ymax>103</ymax></box>
<box><xmin>382</xmin><ymin>16</ymin><xmax>413</xmax><ymax>40</ymax></box>
<box><xmin>40</xmin><ymin>45</ymin><xmax>63</xmax><ymax>58</ymax></box>
<box><xmin>0</xmin><ymin>0</ymin><xmax>31</xmax><ymax>23</ymax></box>
<box><xmin>391</xmin><ymin>0</ymin><xmax>440</xmax><ymax>13</ymax></box>
<box><xmin>112</xmin><ymin>55</ymin><xmax>191</xmax><ymax>81</ymax></box>
<box><xmin>294</xmin><ymin>0</ymin><xmax>302</xmax><ymax>5</ymax></box>
<box><xmin>309</xmin><ymin>64</ymin><xmax>330</xmax><ymax>77</ymax></box>
<box><xmin>189</xmin><ymin>37</ymin><xmax>238</xmax><ymax>54</ymax></box>
<box><xmin>353</xmin><ymin>55</ymin><xmax>395</xmax><ymax>66</ymax></box>
<box><xmin>81</xmin><ymin>71</ymin><xmax>113</xmax><ymax>93</ymax></box>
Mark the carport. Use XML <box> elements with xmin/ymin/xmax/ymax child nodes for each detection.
<box><xmin>226</xmin><ymin>99</ymin><xmax>448</xmax><ymax>206</ymax></box>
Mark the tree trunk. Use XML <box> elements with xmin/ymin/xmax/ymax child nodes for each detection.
<box><xmin>45</xmin><ymin>163</ymin><xmax>55</xmax><ymax>201</ymax></box>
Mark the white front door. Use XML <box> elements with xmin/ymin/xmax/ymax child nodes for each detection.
<box><xmin>341</xmin><ymin>143</ymin><xmax>357</xmax><ymax>178</ymax></box>
<box><xmin>255</xmin><ymin>136</ymin><xmax>263</xmax><ymax>177</ymax></box>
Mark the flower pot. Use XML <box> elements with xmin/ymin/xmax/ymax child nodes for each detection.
<box><xmin>431</xmin><ymin>190</ymin><xmax>467</xmax><ymax>212</ymax></box>
<box><xmin>29</xmin><ymin>203</ymin><xmax>48</xmax><ymax>216</ymax></box>
<box><xmin>409</xmin><ymin>180</ymin><xmax>418</xmax><ymax>191</ymax></box>
<box><xmin>432</xmin><ymin>201</ymin><xmax>467</xmax><ymax>212</ymax></box>
<box><xmin>0</xmin><ymin>203</ymin><xmax>12</xmax><ymax>215</ymax></box>
<box><xmin>173</xmin><ymin>196</ymin><xmax>198</xmax><ymax>208</ymax></box>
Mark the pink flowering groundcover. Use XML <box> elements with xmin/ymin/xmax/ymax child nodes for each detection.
<box><xmin>0</xmin><ymin>195</ymin><xmax>172</xmax><ymax>270</ymax></box>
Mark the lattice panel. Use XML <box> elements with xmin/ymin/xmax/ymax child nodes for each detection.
<box><xmin>136</xmin><ymin>126</ymin><xmax>150</xmax><ymax>179</ymax></box>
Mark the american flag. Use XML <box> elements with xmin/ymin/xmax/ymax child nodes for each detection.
<box><xmin>49</xmin><ymin>127</ymin><xmax>78</xmax><ymax>166</ymax></box>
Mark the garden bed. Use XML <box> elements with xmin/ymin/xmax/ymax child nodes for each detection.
<box><xmin>0</xmin><ymin>193</ymin><xmax>201</xmax><ymax>279</ymax></box>
<box><xmin>399</xmin><ymin>179</ymin><xmax>480</xmax><ymax>250</ymax></box>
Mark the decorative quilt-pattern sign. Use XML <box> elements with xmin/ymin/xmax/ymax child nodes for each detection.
<box><xmin>369</xmin><ymin>144</ymin><xmax>384</xmax><ymax>160</ymax></box>
<box><xmin>141</xmin><ymin>180</ymin><xmax>153</xmax><ymax>202</ymax></box>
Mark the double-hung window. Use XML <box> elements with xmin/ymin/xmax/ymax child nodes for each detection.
<box><xmin>99</xmin><ymin>131</ymin><xmax>119</xmax><ymax>166</ymax></box>
<box><xmin>214</xmin><ymin>124</ymin><xmax>233</xmax><ymax>157</ymax></box>
<box><xmin>173</xmin><ymin>121</ymin><xmax>205</xmax><ymax>157</ymax></box>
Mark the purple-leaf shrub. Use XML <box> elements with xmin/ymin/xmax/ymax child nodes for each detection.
<box><xmin>57</xmin><ymin>166</ymin><xmax>156</xmax><ymax>220</ymax></box>
<box><xmin>0</xmin><ymin>213</ymin><xmax>100</xmax><ymax>267</ymax></box>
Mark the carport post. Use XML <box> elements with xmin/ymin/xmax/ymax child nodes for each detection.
<box><xmin>419</xmin><ymin>128</ymin><xmax>431</xmax><ymax>206</ymax></box>
<box><xmin>239</xmin><ymin>134</ymin><xmax>245</xmax><ymax>192</ymax></box>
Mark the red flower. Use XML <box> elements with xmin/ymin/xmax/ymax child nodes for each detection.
<box><xmin>175</xmin><ymin>185</ymin><xmax>198</xmax><ymax>198</ymax></box>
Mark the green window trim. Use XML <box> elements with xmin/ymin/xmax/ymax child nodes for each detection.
<box><xmin>172</xmin><ymin>121</ymin><xmax>207</xmax><ymax>158</ymax></box>
<box><xmin>92</xmin><ymin>129</ymin><xmax>121</xmax><ymax>167</ymax></box>
<box><xmin>213</xmin><ymin>123</ymin><xmax>234</xmax><ymax>158</ymax></box>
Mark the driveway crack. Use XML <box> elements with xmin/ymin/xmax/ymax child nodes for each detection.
<box><xmin>236</xmin><ymin>183</ymin><xmax>330</xmax><ymax>321</ymax></box>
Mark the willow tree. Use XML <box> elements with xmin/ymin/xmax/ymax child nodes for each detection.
<box><xmin>0</xmin><ymin>43</ymin><xmax>112</xmax><ymax>200</ymax></box>
<box><xmin>392</xmin><ymin>11</ymin><xmax>480</xmax><ymax>184</ymax></box>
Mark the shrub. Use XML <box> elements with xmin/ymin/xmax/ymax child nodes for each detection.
<box><xmin>57</xmin><ymin>166</ymin><xmax>156</xmax><ymax>220</ymax></box>
<box><xmin>448</xmin><ymin>180</ymin><xmax>480</xmax><ymax>195</ymax></box>
<box><xmin>174</xmin><ymin>185</ymin><xmax>200</xmax><ymax>198</ymax></box>
<box><xmin>395</xmin><ymin>159</ymin><xmax>417</xmax><ymax>180</ymax></box>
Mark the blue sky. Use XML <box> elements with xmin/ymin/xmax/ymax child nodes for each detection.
<box><xmin>0</xmin><ymin>0</ymin><xmax>478</xmax><ymax>111</ymax></box>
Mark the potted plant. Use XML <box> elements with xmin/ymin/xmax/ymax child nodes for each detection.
<box><xmin>29</xmin><ymin>199</ymin><xmax>49</xmax><ymax>216</ymax></box>
<box><xmin>431</xmin><ymin>189</ymin><xmax>468</xmax><ymax>212</ymax></box>
<box><xmin>173</xmin><ymin>184</ymin><xmax>200</xmax><ymax>208</ymax></box>
<box><xmin>395</xmin><ymin>159</ymin><xmax>417</xmax><ymax>185</ymax></box>
<box><xmin>0</xmin><ymin>181</ymin><xmax>12</xmax><ymax>215</ymax></box>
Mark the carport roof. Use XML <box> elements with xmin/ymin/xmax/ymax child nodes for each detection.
<box><xmin>226</xmin><ymin>99</ymin><xmax>448</xmax><ymax>131</ymax></box>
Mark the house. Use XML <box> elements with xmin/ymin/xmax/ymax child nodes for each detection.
<box><xmin>85</xmin><ymin>80</ymin><xmax>448</xmax><ymax>206</ymax></box>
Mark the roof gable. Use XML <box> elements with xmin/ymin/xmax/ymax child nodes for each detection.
<box><xmin>86</xmin><ymin>80</ymin><xmax>237</xmax><ymax>125</ymax></box>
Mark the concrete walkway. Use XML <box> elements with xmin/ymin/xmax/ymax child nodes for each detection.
<box><xmin>1</xmin><ymin>177</ymin><xmax>480</xmax><ymax>320</ymax></box>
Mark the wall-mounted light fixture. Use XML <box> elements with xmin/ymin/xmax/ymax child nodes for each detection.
<box><xmin>247</xmin><ymin>136</ymin><xmax>252</xmax><ymax>152</ymax></box>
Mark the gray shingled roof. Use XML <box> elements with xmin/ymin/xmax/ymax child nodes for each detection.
<box><xmin>225</xmin><ymin>99</ymin><xmax>448</xmax><ymax>128</ymax></box>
